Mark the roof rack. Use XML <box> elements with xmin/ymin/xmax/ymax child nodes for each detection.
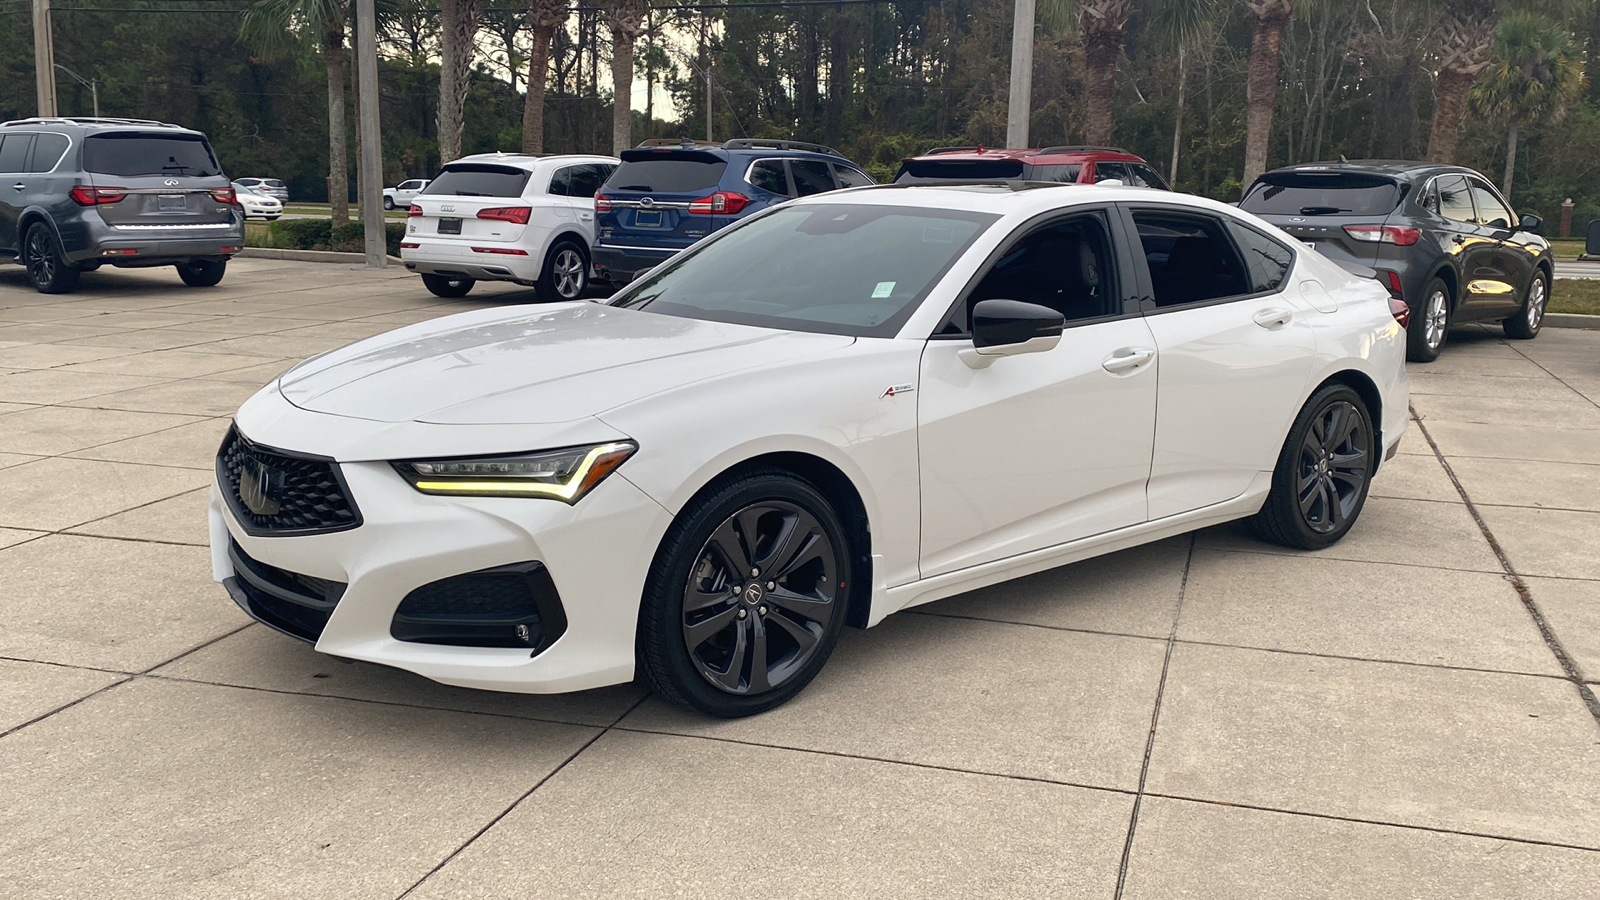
<box><xmin>880</xmin><ymin>179</ymin><xmax>1075</xmax><ymax>192</ymax></box>
<box><xmin>721</xmin><ymin>138</ymin><xmax>842</xmax><ymax>157</ymax></box>
<box><xmin>2</xmin><ymin>117</ymin><xmax>181</xmax><ymax>129</ymax></box>
<box><xmin>1035</xmin><ymin>145</ymin><xmax>1130</xmax><ymax>156</ymax></box>
<box><xmin>635</xmin><ymin>137</ymin><xmax>723</xmax><ymax>149</ymax></box>
<box><xmin>922</xmin><ymin>146</ymin><xmax>988</xmax><ymax>155</ymax></box>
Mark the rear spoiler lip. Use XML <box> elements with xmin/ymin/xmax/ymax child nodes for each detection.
<box><xmin>619</xmin><ymin>148</ymin><xmax>725</xmax><ymax>163</ymax></box>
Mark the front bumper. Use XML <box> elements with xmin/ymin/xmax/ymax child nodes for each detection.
<box><xmin>401</xmin><ymin>240</ymin><xmax>541</xmax><ymax>284</ymax></box>
<box><xmin>209</xmin><ymin>399</ymin><xmax>674</xmax><ymax>694</ymax></box>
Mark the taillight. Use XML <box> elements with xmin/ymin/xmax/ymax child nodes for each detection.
<box><xmin>400</xmin><ymin>241</ymin><xmax>420</xmax><ymax>249</ymax></box>
<box><xmin>408</xmin><ymin>204</ymin><xmax>423</xmax><ymax>217</ymax></box>
<box><xmin>470</xmin><ymin>246</ymin><xmax>529</xmax><ymax>255</ymax></box>
<box><xmin>1344</xmin><ymin>224</ymin><xmax>1421</xmax><ymax>246</ymax></box>
<box><xmin>210</xmin><ymin>187</ymin><xmax>237</xmax><ymax>205</ymax></box>
<box><xmin>1388</xmin><ymin>296</ymin><xmax>1412</xmax><ymax>329</ymax></box>
<box><xmin>477</xmin><ymin>207</ymin><xmax>532</xmax><ymax>225</ymax></box>
<box><xmin>688</xmin><ymin>191</ymin><xmax>750</xmax><ymax>215</ymax></box>
<box><xmin>594</xmin><ymin>193</ymin><xmax>612</xmax><ymax>213</ymax></box>
<box><xmin>70</xmin><ymin>185</ymin><xmax>126</xmax><ymax>206</ymax></box>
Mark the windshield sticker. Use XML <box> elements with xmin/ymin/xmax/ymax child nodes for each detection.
<box><xmin>871</xmin><ymin>281</ymin><xmax>896</xmax><ymax>299</ymax></box>
<box><xmin>923</xmin><ymin>225</ymin><xmax>955</xmax><ymax>243</ymax></box>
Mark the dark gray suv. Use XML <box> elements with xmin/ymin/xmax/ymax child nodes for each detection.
<box><xmin>0</xmin><ymin>117</ymin><xmax>244</xmax><ymax>294</ymax></box>
<box><xmin>1240</xmin><ymin>161</ymin><xmax>1553</xmax><ymax>361</ymax></box>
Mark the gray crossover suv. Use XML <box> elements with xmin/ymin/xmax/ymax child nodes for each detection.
<box><xmin>1241</xmin><ymin>161</ymin><xmax>1553</xmax><ymax>361</ymax></box>
<box><xmin>0</xmin><ymin>117</ymin><xmax>244</xmax><ymax>294</ymax></box>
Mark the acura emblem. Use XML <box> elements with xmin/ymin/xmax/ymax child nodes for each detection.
<box><xmin>639</xmin><ymin>197</ymin><xmax>655</xmax><ymax>208</ymax></box>
<box><xmin>238</xmin><ymin>459</ymin><xmax>284</xmax><ymax>516</ymax></box>
<box><xmin>164</xmin><ymin>178</ymin><xmax>180</xmax><ymax>186</ymax></box>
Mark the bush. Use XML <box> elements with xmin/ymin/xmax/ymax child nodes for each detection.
<box><xmin>246</xmin><ymin>219</ymin><xmax>404</xmax><ymax>256</ymax></box>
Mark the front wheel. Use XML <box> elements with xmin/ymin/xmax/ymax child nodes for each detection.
<box><xmin>1250</xmin><ymin>384</ymin><xmax>1375</xmax><ymax>550</ymax></box>
<box><xmin>176</xmin><ymin>259</ymin><xmax>226</xmax><ymax>287</ymax></box>
<box><xmin>1503</xmin><ymin>269</ymin><xmax>1547</xmax><ymax>340</ymax></box>
<box><xmin>22</xmin><ymin>223</ymin><xmax>80</xmax><ymax>294</ymax></box>
<box><xmin>537</xmin><ymin>241</ymin><xmax>588</xmax><ymax>302</ymax></box>
<box><xmin>1406</xmin><ymin>277</ymin><xmax>1451</xmax><ymax>362</ymax></box>
<box><xmin>383</xmin><ymin>197</ymin><xmax>395</xmax><ymax>211</ymax></box>
<box><xmin>637</xmin><ymin>469</ymin><xmax>852</xmax><ymax>718</ymax></box>
<box><xmin>420</xmin><ymin>273</ymin><xmax>474</xmax><ymax>298</ymax></box>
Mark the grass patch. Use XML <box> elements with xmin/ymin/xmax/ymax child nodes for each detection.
<box><xmin>1549</xmin><ymin>238</ymin><xmax>1586</xmax><ymax>260</ymax></box>
<box><xmin>1551</xmin><ymin>279</ymin><xmax>1600</xmax><ymax>316</ymax></box>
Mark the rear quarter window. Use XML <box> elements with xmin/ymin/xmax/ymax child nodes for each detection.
<box><xmin>423</xmin><ymin>164</ymin><xmax>532</xmax><ymax>198</ymax></box>
<box><xmin>1241</xmin><ymin>172</ymin><xmax>1401</xmax><ymax>217</ymax></box>
<box><xmin>83</xmin><ymin>133</ymin><xmax>221</xmax><ymax>177</ymax></box>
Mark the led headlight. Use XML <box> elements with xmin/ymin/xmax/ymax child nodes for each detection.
<box><xmin>393</xmin><ymin>441</ymin><xmax>637</xmax><ymax>503</ymax></box>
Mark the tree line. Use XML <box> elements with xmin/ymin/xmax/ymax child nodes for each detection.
<box><xmin>0</xmin><ymin>0</ymin><xmax>1595</xmax><ymax>227</ymax></box>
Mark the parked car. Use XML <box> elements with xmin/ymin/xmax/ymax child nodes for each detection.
<box><xmin>0</xmin><ymin>116</ymin><xmax>243</xmax><ymax>294</ymax></box>
<box><xmin>213</xmin><ymin>182</ymin><xmax>1409</xmax><ymax>717</ymax></box>
<box><xmin>592</xmin><ymin>138</ymin><xmax>876</xmax><ymax>284</ymax></box>
<box><xmin>383</xmin><ymin>178</ymin><xmax>429</xmax><ymax>210</ymax></box>
<box><xmin>233</xmin><ymin>177</ymin><xmax>288</xmax><ymax>202</ymax></box>
<box><xmin>232</xmin><ymin>182</ymin><xmax>282</xmax><ymax>220</ymax></box>
<box><xmin>894</xmin><ymin>145</ymin><xmax>1171</xmax><ymax>189</ymax></box>
<box><xmin>401</xmin><ymin>153</ymin><xmax>618</xmax><ymax>300</ymax></box>
<box><xmin>1239</xmin><ymin>160</ymin><xmax>1554</xmax><ymax>361</ymax></box>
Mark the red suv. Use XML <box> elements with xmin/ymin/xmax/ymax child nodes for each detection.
<box><xmin>894</xmin><ymin>145</ymin><xmax>1169</xmax><ymax>189</ymax></box>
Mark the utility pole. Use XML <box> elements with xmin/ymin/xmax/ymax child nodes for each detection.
<box><xmin>33</xmin><ymin>0</ymin><xmax>57</xmax><ymax>117</ymax></box>
<box><xmin>1005</xmin><ymin>0</ymin><xmax>1035</xmax><ymax>149</ymax></box>
<box><xmin>355</xmin><ymin>0</ymin><xmax>385</xmax><ymax>268</ymax></box>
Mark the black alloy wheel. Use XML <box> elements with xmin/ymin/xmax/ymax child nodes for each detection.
<box><xmin>1503</xmin><ymin>269</ymin><xmax>1547</xmax><ymax>340</ymax></box>
<box><xmin>1406</xmin><ymin>276</ymin><xmax>1451</xmax><ymax>362</ymax></box>
<box><xmin>421</xmin><ymin>273</ymin><xmax>475</xmax><ymax>298</ymax></box>
<box><xmin>638</xmin><ymin>469</ymin><xmax>851</xmax><ymax>717</ymax></box>
<box><xmin>1251</xmin><ymin>384</ymin><xmax>1374</xmax><ymax>550</ymax></box>
<box><xmin>23</xmin><ymin>223</ymin><xmax>80</xmax><ymax>294</ymax></box>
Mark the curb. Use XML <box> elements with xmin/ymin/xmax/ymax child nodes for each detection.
<box><xmin>1546</xmin><ymin>313</ymin><xmax>1600</xmax><ymax>329</ymax></box>
<box><xmin>239</xmin><ymin>247</ymin><xmax>404</xmax><ymax>265</ymax></box>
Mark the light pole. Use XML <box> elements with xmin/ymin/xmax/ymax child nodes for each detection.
<box><xmin>354</xmin><ymin>0</ymin><xmax>385</xmax><ymax>268</ymax></box>
<box><xmin>1005</xmin><ymin>0</ymin><xmax>1035</xmax><ymax>149</ymax></box>
<box><xmin>55</xmin><ymin>63</ymin><xmax>97</xmax><ymax>117</ymax></box>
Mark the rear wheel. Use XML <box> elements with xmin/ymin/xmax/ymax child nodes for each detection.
<box><xmin>1250</xmin><ymin>384</ymin><xmax>1375</xmax><ymax>550</ymax></box>
<box><xmin>537</xmin><ymin>241</ymin><xmax>588</xmax><ymax>302</ymax></box>
<box><xmin>176</xmin><ymin>259</ymin><xmax>227</xmax><ymax>287</ymax></box>
<box><xmin>1503</xmin><ymin>269</ymin><xmax>1547</xmax><ymax>340</ymax></box>
<box><xmin>1406</xmin><ymin>277</ymin><xmax>1451</xmax><ymax>362</ymax></box>
<box><xmin>21</xmin><ymin>223</ymin><xmax>80</xmax><ymax>294</ymax></box>
<box><xmin>637</xmin><ymin>469</ymin><xmax>851</xmax><ymax>718</ymax></box>
<box><xmin>421</xmin><ymin>273</ymin><xmax>474</xmax><ymax>298</ymax></box>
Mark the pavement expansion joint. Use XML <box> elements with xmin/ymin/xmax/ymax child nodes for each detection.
<box><xmin>1411</xmin><ymin>407</ymin><xmax>1600</xmax><ymax>726</ymax></box>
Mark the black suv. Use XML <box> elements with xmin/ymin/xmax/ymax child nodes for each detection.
<box><xmin>1240</xmin><ymin>161</ymin><xmax>1553</xmax><ymax>361</ymax></box>
<box><xmin>0</xmin><ymin>117</ymin><xmax>243</xmax><ymax>294</ymax></box>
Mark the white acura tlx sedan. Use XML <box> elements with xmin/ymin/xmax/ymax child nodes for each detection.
<box><xmin>211</xmin><ymin>182</ymin><xmax>1410</xmax><ymax>717</ymax></box>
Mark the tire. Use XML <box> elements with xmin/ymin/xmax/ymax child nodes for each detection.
<box><xmin>1406</xmin><ymin>276</ymin><xmax>1451</xmax><ymax>362</ymax></box>
<box><xmin>1250</xmin><ymin>384</ymin><xmax>1376</xmax><ymax>550</ymax></box>
<box><xmin>1503</xmin><ymin>268</ymin><xmax>1548</xmax><ymax>340</ymax></box>
<box><xmin>537</xmin><ymin>241</ymin><xmax>588</xmax><ymax>302</ymax></box>
<box><xmin>637</xmin><ymin>468</ymin><xmax>853</xmax><ymax>718</ymax></box>
<box><xmin>383</xmin><ymin>197</ymin><xmax>395</xmax><ymax>211</ymax></box>
<box><xmin>21</xmin><ymin>223</ymin><xmax>80</xmax><ymax>294</ymax></box>
<box><xmin>421</xmin><ymin>273</ymin><xmax>474</xmax><ymax>298</ymax></box>
<box><xmin>176</xmin><ymin>259</ymin><xmax>227</xmax><ymax>287</ymax></box>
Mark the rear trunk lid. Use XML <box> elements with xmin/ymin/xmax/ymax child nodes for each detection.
<box><xmin>1239</xmin><ymin>170</ymin><xmax>1405</xmax><ymax>266</ymax></box>
<box><xmin>82</xmin><ymin>132</ymin><xmax>235</xmax><ymax>228</ymax></box>
<box><xmin>408</xmin><ymin>163</ymin><xmax>535</xmax><ymax>245</ymax></box>
<box><xmin>596</xmin><ymin>149</ymin><xmax>730</xmax><ymax>252</ymax></box>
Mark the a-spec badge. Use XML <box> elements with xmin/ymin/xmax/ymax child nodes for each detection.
<box><xmin>880</xmin><ymin>383</ymin><xmax>915</xmax><ymax>398</ymax></box>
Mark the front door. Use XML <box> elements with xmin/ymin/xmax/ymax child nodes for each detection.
<box><xmin>1465</xmin><ymin>177</ymin><xmax>1535</xmax><ymax>318</ymax></box>
<box><xmin>917</xmin><ymin>210</ymin><xmax>1159</xmax><ymax>577</ymax></box>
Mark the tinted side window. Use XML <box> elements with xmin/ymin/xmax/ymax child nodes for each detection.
<box><xmin>834</xmin><ymin>165</ymin><xmax>875</xmax><ymax>188</ymax></box>
<box><xmin>1128</xmin><ymin>164</ymin><xmax>1169</xmax><ymax>190</ymax></box>
<box><xmin>1419</xmin><ymin>179</ymin><xmax>1441</xmax><ymax>215</ymax></box>
<box><xmin>1226</xmin><ymin>221</ymin><xmax>1294</xmax><ymax>294</ymax></box>
<box><xmin>1437</xmin><ymin>176</ymin><xmax>1475</xmax><ymax>224</ymax></box>
<box><xmin>1468</xmin><ymin>180</ymin><xmax>1513</xmax><ymax>229</ymax></box>
<box><xmin>1025</xmin><ymin>164</ymin><xmax>1083</xmax><ymax>183</ymax></box>
<box><xmin>790</xmin><ymin>159</ymin><xmax>837</xmax><ymax>196</ymax></box>
<box><xmin>950</xmin><ymin>212</ymin><xmax>1119</xmax><ymax>333</ymax></box>
<box><xmin>568</xmin><ymin>165</ymin><xmax>606</xmax><ymax>198</ymax></box>
<box><xmin>748</xmin><ymin>160</ymin><xmax>789</xmax><ymax>195</ymax></box>
<box><xmin>1132</xmin><ymin>211</ymin><xmax>1251</xmax><ymax>308</ymax></box>
<box><xmin>0</xmin><ymin>135</ymin><xmax>35</xmax><ymax>173</ymax></box>
<box><xmin>28</xmin><ymin>134</ymin><xmax>69</xmax><ymax>173</ymax></box>
<box><xmin>547</xmin><ymin>167</ymin><xmax>572</xmax><ymax>196</ymax></box>
<box><xmin>1095</xmin><ymin>162</ymin><xmax>1131</xmax><ymax>184</ymax></box>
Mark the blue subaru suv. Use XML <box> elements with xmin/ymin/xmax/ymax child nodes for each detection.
<box><xmin>592</xmin><ymin>138</ymin><xmax>875</xmax><ymax>283</ymax></box>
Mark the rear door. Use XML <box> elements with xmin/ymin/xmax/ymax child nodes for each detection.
<box><xmin>80</xmin><ymin>132</ymin><xmax>234</xmax><ymax>229</ymax></box>
<box><xmin>1238</xmin><ymin>170</ymin><xmax>1405</xmax><ymax>267</ymax></box>
<box><xmin>0</xmin><ymin>133</ymin><xmax>35</xmax><ymax>252</ymax></box>
<box><xmin>409</xmin><ymin>163</ymin><xmax>536</xmax><ymax>248</ymax></box>
<box><xmin>548</xmin><ymin>163</ymin><xmax>611</xmax><ymax>241</ymax></box>
<box><xmin>596</xmin><ymin>149</ymin><xmax>728</xmax><ymax>253</ymax></box>
<box><xmin>1433</xmin><ymin>174</ymin><xmax>1504</xmax><ymax>316</ymax></box>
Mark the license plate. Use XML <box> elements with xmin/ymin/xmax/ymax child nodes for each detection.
<box><xmin>158</xmin><ymin>194</ymin><xmax>186</xmax><ymax>211</ymax></box>
<box><xmin>634</xmin><ymin>209</ymin><xmax>662</xmax><ymax>228</ymax></box>
<box><xmin>438</xmin><ymin>217</ymin><xmax>462</xmax><ymax>235</ymax></box>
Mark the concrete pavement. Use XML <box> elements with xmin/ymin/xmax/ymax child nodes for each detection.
<box><xmin>1</xmin><ymin>259</ymin><xmax>1597</xmax><ymax>898</ymax></box>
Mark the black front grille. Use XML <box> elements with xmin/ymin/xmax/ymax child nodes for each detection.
<box><xmin>225</xmin><ymin>540</ymin><xmax>347</xmax><ymax>643</ymax></box>
<box><xmin>392</xmin><ymin>563</ymin><xmax>567</xmax><ymax>652</ymax></box>
<box><xmin>217</xmin><ymin>425</ymin><xmax>361</xmax><ymax>536</ymax></box>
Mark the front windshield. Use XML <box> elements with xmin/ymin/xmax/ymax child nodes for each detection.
<box><xmin>613</xmin><ymin>203</ymin><xmax>998</xmax><ymax>337</ymax></box>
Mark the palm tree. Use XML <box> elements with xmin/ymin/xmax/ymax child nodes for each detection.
<box><xmin>606</xmin><ymin>0</ymin><xmax>647</xmax><ymax>153</ymax></box>
<box><xmin>242</xmin><ymin>0</ymin><xmax>352</xmax><ymax>225</ymax></box>
<box><xmin>1151</xmin><ymin>0</ymin><xmax>1215</xmax><ymax>184</ymax></box>
<box><xmin>1076</xmin><ymin>0</ymin><xmax>1133</xmax><ymax>145</ymax></box>
<box><xmin>1241</xmin><ymin>0</ymin><xmax>1292</xmax><ymax>186</ymax></box>
<box><xmin>1426</xmin><ymin>0</ymin><xmax>1497</xmax><ymax>164</ymax></box>
<box><xmin>522</xmin><ymin>0</ymin><xmax>571</xmax><ymax>153</ymax></box>
<box><xmin>438</xmin><ymin>0</ymin><xmax>482</xmax><ymax>162</ymax></box>
<box><xmin>1467</xmin><ymin>13</ymin><xmax>1585</xmax><ymax>202</ymax></box>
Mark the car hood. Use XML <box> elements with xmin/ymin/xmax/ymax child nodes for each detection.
<box><xmin>277</xmin><ymin>302</ymin><xmax>855</xmax><ymax>425</ymax></box>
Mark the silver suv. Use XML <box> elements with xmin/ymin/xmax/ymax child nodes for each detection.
<box><xmin>0</xmin><ymin>117</ymin><xmax>244</xmax><ymax>294</ymax></box>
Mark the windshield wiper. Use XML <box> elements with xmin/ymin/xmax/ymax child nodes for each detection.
<box><xmin>617</xmin><ymin>184</ymin><xmax>652</xmax><ymax>191</ymax></box>
<box><xmin>1298</xmin><ymin>206</ymin><xmax>1350</xmax><ymax>215</ymax></box>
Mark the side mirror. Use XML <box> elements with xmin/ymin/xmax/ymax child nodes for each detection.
<box><xmin>1519</xmin><ymin>213</ymin><xmax>1543</xmax><ymax>233</ymax></box>
<box><xmin>960</xmin><ymin>299</ymin><xmax>1064</xmax><ymax>369</ymax></box>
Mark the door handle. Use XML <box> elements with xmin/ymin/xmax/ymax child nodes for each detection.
<box><xmin>1452</xmin><ymin>234</ymin><xmax>1465</xmax><ymax>244</ymax></box>
<box><xmin>1102</xmin><ymin>347</ymin><xmax>1155</xmax><ymax>373</ymax></box>
<box><xmin>10</xmin><ymin>183</ymin><xmax>22</xmax><ymax>191</ymax></box>
<box><xmin>1253</xmin><ymin>307</ymin><xmax>1293</xmax><ymax>328</ymax></box>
